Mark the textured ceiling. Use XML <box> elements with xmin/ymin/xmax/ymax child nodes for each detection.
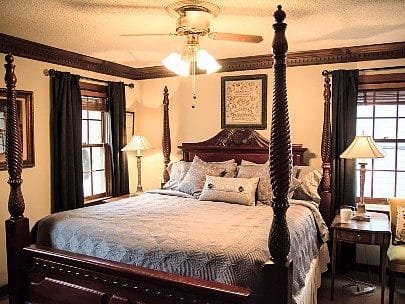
<box><xmin>0</xmin><ymin>0</ymin><xmax>404</xmax><ymax>68</ymax></box>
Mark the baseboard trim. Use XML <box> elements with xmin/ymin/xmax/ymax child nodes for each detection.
<box><xmin>355</xmin><ymin>263</ymin><xmax>405</xmax><ymax>278</ymax></box>
<box><xmin>355</xmin><ymin>263</ymin><xmax>380</xmax><ymax>274</ymax></box>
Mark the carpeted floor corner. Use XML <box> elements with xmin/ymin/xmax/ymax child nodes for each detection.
<box><xmin>318</xmin><ymin>271</ymin><xmax>405</xmax><ymax>304</ymax></box>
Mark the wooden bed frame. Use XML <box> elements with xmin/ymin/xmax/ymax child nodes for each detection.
<box><xmin>4</xmin><ymin>6</ymin><xmax>333</xmax><ymax>304</ymax></box>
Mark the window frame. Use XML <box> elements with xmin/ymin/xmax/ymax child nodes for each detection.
<box><xmin>80</xmin><ymin>82</ymin><xmax>112</xmax><ymax>202</ymax></box>
<box><xmin>356</xmin><ymin>72</ymin><xmax>405</xmax><ymax>202</ymax></box>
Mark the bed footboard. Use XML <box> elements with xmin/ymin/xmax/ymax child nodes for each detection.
<box><xmin>24</xmin><ymin>245</ymin><xmax>250</xmax><ymax>304</ymax></box>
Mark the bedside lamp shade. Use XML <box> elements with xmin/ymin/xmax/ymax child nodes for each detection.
<box><xmin>121</xmin><ymin>135</ymin><xmax>152</xmax><ymax>194</ymax></box>
<box><xmin>340</xmin><ymin>134</ymin><xmax>384</xmax><ymax>221</ymax></box>
<box><xmin>121</xmin><ymin>135</ymin><xmax>152</xmax><ymax>156</ymax></box>
<box><xmin>340</xmin><ymin>135</ymin><xmax>384</xmax><ymax>160</ymax></box>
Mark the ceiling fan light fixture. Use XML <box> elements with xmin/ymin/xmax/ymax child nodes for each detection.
<box><xmin>162</xmin><ymin>52</ymin><xmax>190</xmax><ymax>77</ymax></box>
<box><xmin>196</xmin><ymin>49</ymin><xmax>221</xmax><ymax>74</ymax></box>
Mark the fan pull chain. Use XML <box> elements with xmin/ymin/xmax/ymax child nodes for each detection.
<box><xmin>191</xmin><ymin>59</ymin><xmax>197</xmax><ymax>107</ymax></box>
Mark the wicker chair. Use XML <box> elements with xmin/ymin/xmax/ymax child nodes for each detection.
<box><xmin>387</xmin><ymin>197</ymin><xmax>405</xmax><ymax>304</ymax></box>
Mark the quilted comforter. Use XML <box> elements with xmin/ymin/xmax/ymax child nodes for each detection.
<box><xmin>36</xmin><ymin>190</ymin><xmax>329</xmax><ymax>302</ymax></box>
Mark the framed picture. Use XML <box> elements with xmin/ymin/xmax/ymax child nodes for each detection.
<box><xmin>221</xmin><ymin>74</ymin><xmax>267</xmax><ymax>129</ymax></box>
<box><xmin>125</xmin><ymin>111</ymin><xmax>135</xmax><ymax>144</ymax></box>
<box><xmin>0</xmin><ymin>89</ymin><xmax>35</xmax><ymax>170</ymax></box>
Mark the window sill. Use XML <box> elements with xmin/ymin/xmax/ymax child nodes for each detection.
<box><xmin>84</xmin><ymin>195</ymin><xmax>113</xmax><ymax>206</ymax></box>
<box><xmin>365</xmin><ymin>203</ymin><xmax>390</xmax><ymax>215</ymax></box>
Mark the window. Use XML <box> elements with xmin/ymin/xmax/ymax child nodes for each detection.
<box><xmin>356</xmin><ymin>73</ymin><xmax>405</xmax><ymax>201</ymax></box>
<box><xmin>80</xmin><ymin>83</ymin><xmax>111</xmax><ymax>201</ymax></box>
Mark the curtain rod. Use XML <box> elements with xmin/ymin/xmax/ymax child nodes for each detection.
<box><xmin>322</xmin><ymin>65</ymin><xmax>405</xmax><ymax>75</ymax></box>
<box><xmin>43</xmin><ymin>69</ymin><xmax>135</xmax><ymax>89</ymax></box>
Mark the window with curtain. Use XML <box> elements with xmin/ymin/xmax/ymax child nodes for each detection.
<box><xmin>356</xmin><ymin>73</ymin><xmax>405</xmax><ymax>202</ymax></box>
<box><xmin>80</xmin><ymin>82</ymin><xmax>112</xmax><ymax>201</ymax></box>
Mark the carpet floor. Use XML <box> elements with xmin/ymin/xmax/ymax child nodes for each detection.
<box><xmin>318</xmin><ymin>271</ymin><xmax>405</xmax><ymax>304</ymax></box>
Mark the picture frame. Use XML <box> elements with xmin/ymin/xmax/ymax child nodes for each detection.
<box><xmin>0</xmin><ymin>89</ymin><xmax>35</xmax><ymax>170</ymax></box>
<box><xmin>125</xmin><ymin>111</ymin><xmax>135</xmax><ymax>144</ymax></box>
<box><xmin>221</xmin><ymin>74</ymin><xmax>267</xmax><ymax>130</ymax></box>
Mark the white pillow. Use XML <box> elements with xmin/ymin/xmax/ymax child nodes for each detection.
<box><xmin>242</xmin><ymin>161</ymin><xmax>299</xmax><ymax>178</ymax></box>
<box><xmin>199</xmin><ymin>175</ymin><xmax>259</xmax><ymax>206</ymax></box>
<box><xmin>178</xmin><ymin>156</ymin><xmax>237</xmax><ymax>198</ymax></box>
<box><xmin>163</xmin><ymin>161</ymin><xmax>192</xmax><ymax>191</ymax></box>
<box><xmin>164</xmin><ymin>159</ymin><xmax>235</xmax><ymax>191</ymax></box>
<box><xmin>237</xmin><ymin>161</ymin><xmax>272</xmax><ymax>203</ymax></box>
<box><xmin>293</xmin><ymin>167</ymin><xmax>322</xmax><ymax>204</ymax></box>
<box><xmin>241</xmin><ymin>159</ymin><xmax>265</xmax><ymax>166</ymax></box>
<box><xmin>237</xmin><ymin>162</ymin><xmax>301</xmax><ymax>204</ymax></box>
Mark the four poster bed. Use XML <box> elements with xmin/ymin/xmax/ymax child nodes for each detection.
<box><xmin>4</xmin><ymin>6</ymin><xmax>333</xmax><ymax>304</ymax></box>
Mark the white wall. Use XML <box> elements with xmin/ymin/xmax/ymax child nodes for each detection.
<box><xmin>135</xmin><ymin>59</ymin><xmax>405</xmax><ymax>190</ymax></box>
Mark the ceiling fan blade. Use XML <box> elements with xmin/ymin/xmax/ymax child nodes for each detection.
<box><xmin>208</xmin><ymin>32</ymin><xmax>263</xmax><ymax>43</ymax></box>
<box><xmin>120</xmin><ymin>33</ymin><xmax>178</xmax><ymax>37</ymax></box>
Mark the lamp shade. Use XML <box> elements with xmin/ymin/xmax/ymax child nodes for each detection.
<box><xmin>161</xmin><ymin>49</ymin><xmax>220</xmax><ymax>77</ymax></box>
<box><xmin>340</xmin><ymin>135</ymin><xmax>384</xmax><ymax>159</ymax></box>
<box><xmin>162</xmin><ymin>53</ymin><xmax>190</xmax><ymax>77</ymax></box>
<box><xmin>121</xmin><ymin>135</ymin><xmax>152</xmax><ymax>155</ymax></box>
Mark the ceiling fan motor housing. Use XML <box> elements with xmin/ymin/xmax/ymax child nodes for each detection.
<box><xmin>176</xmin><ymin>10</ymin><xmax>213</xmax><ymax>36</ymax></box>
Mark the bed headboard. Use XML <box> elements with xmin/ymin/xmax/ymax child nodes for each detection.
<box><xmin>178</xmin><ymin>129</ymin><xmax>307</xmax><ymax>166</ymax></box>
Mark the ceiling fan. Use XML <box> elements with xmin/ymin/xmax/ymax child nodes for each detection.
<box><xmin>122</xmin><ymin>1</ymin><xmax>263</xmax><ymax>101</ymax></box>
<box><xmin>122</xmin><ymin>0</ymin><xmax>263</xmax><ymax>44</ymax></box>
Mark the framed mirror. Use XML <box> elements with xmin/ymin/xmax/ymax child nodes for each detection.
<box><xmin>0</xmin><ymin>89</ymin><xmax>35</xmax><ymax>170</ymax></box>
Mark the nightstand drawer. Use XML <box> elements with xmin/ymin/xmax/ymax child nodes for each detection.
<box><xmin>336</xmin><ymin>229</ymin><xmax>384</xmax><ymax>244</ymax></box>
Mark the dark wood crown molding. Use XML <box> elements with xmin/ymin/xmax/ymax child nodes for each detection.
<box><xmin>1</xmin><ymin>33</ymin><xmax>404</xmax><ymax>80</ymax></box>
<box><xmin>287</xmin><ymin>41</ymin><xmax>405</xmax><ymax>67</ymax></box>
<box><xmin>0</xmin><ymin>33</ymin><xmax>139</xmax><ymax>79</ymax></box>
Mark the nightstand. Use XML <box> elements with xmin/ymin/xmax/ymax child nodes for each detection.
<box><xmin>330</xmin><ymin>212</ymin><xmax>391</xmax><ymax>304</ymax></box>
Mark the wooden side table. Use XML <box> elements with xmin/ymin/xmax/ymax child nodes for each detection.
<box><xmin>330</xmin><ymin>212</ymin><xmax>391</xmax><ymax>304</ymax></box>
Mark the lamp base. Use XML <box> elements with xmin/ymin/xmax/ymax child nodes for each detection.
<box><xmin>352</xmin><ymin>285</ymin><xmax>376</xmax><ymax>296</ymax></box>
<box><xmin>352</xmin><ymin>213</ymin><xmax>371</xmax><ymax>222</ymax></box>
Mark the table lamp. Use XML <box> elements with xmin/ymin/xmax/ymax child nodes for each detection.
<box><xmin>340</xmin><ymin>134</ymin><xmax>384</xmax><ymax>221</ymax></box>
<box><xmin>121</xmin><ymin>135</ymin><xmax>152</xmax><ymax>194</ymax></box>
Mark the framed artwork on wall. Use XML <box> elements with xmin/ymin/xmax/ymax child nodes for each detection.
<box><xmin>125</xmin><ymin>111</ymin><xmax>135</xmax><ymax>144</ymax></box>
<box><xmin>0</xmin><ymin>89</ymin><xmax>35</xmax><ymax>170</ymax></box>
<box><xmin>221</xmin><ymin>74</ymin><xmax>267</xmax><ymax>130</ymax></box>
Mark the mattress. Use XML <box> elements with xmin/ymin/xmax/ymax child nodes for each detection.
<box><xmin>36</xmin><ymin>190</ymin><xmax>329</xmax><ymax>301</ymax></box>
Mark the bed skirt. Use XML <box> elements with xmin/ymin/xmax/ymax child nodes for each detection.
<box><xmin>294</xmin><ymin>243</ymin><xmax>330</xmax><ymax>304</ymax></box>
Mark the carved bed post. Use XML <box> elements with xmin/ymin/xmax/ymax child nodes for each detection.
<box><xmin>263</xmin><ymin>6</ymin><xmax>293</xmax><ymax>304</ymax></box>
<box><xmin>320</xmin><ymin>71</ymin><xmax>332</xmax><ymax>226</ymax></box>
<box><xmin>4</xmin><ymin>54</ymin><xmax>30</xmax><ymax>303</ymax></box>
<box><xmin>162</xmin><ymin>86</ymin><xmax>171</xmax><ymax>184</ymax></box>
<box><xmin>269</xmin><ymin>4</ymin><xmax>291</xmax><ymax>266</ymax></box>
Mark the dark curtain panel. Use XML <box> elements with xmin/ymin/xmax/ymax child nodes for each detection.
<box><xmin>332</xmin><ymin>70</ymin><xmax>359</xmax><ymax>209</ymax></box>
<box><xmin>331</xmin><ymin>69</ymin><xmax>359</xmax><ymax>272</ymax></box>
<box><xmin>108</xmin><ymin>82</ymin><xmax>129</xmax><ymax>196</ymax></box>
<box><xmin>50</xmin><ymin>71</ymin><xmax>84</xmax><ymax>213</ymax></box>
<box><xmin>331</xmin><ymin>69</ymin><xmax>359</xmax><ymax>211</ymax></box>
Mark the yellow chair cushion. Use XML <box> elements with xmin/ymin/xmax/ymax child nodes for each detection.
<box><xmin>388</xmin><ymin>244</ymin><xmax>405</xmax><ymax>272</ymax></box>
<box><xmin>388</xmin><ymin>198</ymin><xmax>405</xmax><ymax>244</ymax></box>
